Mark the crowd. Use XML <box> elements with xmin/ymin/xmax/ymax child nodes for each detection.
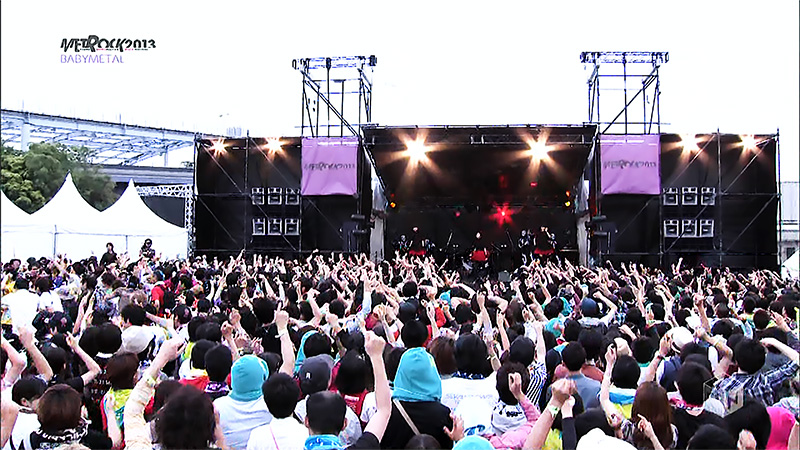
<box><xmin>0</xmin><ymin>245</ymin><xmax>799</xmax><ymax>450</ymax></box>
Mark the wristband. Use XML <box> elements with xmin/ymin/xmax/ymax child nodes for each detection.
<box><xmin>276</xmin><ymin>329</ymin><xmax>288</xmax><ymax>338</ymax></box>
<box><xmin>546</xmin><ymin>404</ymin><xmax>561</xmax><ymax>417</ymax></box>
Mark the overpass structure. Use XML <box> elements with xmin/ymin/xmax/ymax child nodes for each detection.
<box><xmin>1</xmin><ymin>109</ymin><xmax>199</xmax><ymax>165</ymax></box>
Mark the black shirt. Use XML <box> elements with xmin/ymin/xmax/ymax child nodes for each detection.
<box><xmin>671</xmin><ymin>407</ymin><xmax>728</xmax><ymax>449</ymax></box>
<box><xmin>348</xmin><ymin>431</ymin><xmax>381</xmax><ymax>450</ymax></box>
<box><xmin>381</xmin><ymin>401</ymin><xmax>453</xmax><ymax>450</ymax></box>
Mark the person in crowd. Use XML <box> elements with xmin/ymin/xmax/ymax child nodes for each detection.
<box><xmin>246</xmin><ymin>373</ymin><xmax>307</xmax><ymax>450</ymax></box>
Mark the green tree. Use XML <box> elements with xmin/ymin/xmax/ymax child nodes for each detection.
<box><xmin>1</xmin><ymin>142</ymin><xmax>118</xmax><ymax>213</ymax></box>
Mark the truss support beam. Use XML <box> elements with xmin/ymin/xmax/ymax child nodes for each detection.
<box><xmin>136</xmin><ymin>184</ymin><xmax>195</xmax><ymax>256</ymax></box>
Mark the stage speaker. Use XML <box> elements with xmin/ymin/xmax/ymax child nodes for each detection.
<box><xmin>284</xmin><ymin>218</ymin><xmax>300</xmax><ymax>236</ymax></box>
<box><xmin>681</xmin><ymin>187</ymin><xmax>698</xmax><ymax>205</ymax></box>
<box><xmin>267</xmin><ymin>218</ymin><xmax>283</xmax><ymax>235</ymax></box>
<box><xmin>285</xmin><ymin>188</ymin><xmax>300</xmax><ymax>205</ymax></box>
<box><xmin>662</xmin><ymin>187</ymin><xmax>679</xmax><ymax>206</ymax></box>
<box><xmin>699</xmin><ymin>219</ymin><xmax>714</xmax><ymax>238</ymax></box>
<box><xmin>700</xmin><ymin>187</ymin><xmax>716</xmax><ymax>206</ymax></box>
<box><xmin>253</xmin><ymin>217</ymin><xmax>266</xmax><ymax>236</ymax></box>
<box><xmin>251</xmin><ymin>187</ymin><xmax>265</xmax><ymax>205</ymax></box>
<box><xmin>267</xmin><ymin>188</ymin><xmax>283</xmax><ymax>205</ymax></box>
<box><xmin>664</xmin><ymin>220</ymin><xmax>679</xmax><ymax>238</ymax></box>
<box><xmin>681</xmin><ymin>219</ymin><xmax>697</xmax><ymax>238</ymax></box>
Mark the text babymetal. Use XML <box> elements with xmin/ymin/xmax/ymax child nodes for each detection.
<box><xmin>60</xmin><ymin>35</ymin><xmax>156</xmax><ymax>53</ymax></box>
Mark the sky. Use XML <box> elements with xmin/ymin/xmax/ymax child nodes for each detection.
<box><xmin>1</xmin><ymin>0</ymin><xmax>798</xmax><ymax>181</ymax></box>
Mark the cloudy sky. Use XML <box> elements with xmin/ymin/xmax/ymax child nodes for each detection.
<box><xmin>1</xmin><ymin>1</ymin><xmax>797</xmax><ymax>181</ymax></box>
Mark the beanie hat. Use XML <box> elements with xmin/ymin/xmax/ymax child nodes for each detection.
<box><xmin>230</xmin><ymin>355</ymin><xmax>270</xmax><ymax>402</ymax></box>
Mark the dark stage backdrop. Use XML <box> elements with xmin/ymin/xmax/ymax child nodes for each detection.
<box><xmin>595</xmin><ymin>133</ymin><xmax>778</xmax><ymax>269</ymax></box>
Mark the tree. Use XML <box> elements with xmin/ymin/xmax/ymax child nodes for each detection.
<box><xmin>1</xmin><ymin>142</ymin><xmax>118</xmax><ymax>213</ymax></box>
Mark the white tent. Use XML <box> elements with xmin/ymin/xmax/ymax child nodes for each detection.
<box><xmin>101</xmin><ymin>180</ymin><xmax>187</xmax><ymax>259</ymax></box>
<box><xmin>1</xmin><ymin>191</ymin><xmax>56</xmax><ymax>261</ymax></box>
<box><xmin>2</xmin><ymin>174</ymin><xmax>187</xmax><ymax>261</ymax></box>
<box><xmin>783</xmin><ymin>250</ymin><xmax>799</xmax><ymax>280</ymax></box>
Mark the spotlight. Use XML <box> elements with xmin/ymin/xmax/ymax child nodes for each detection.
<box><xmin>501</xmin><ymin>210</ymin><xmax>506</xmax><ymax>217</ymax></box>
<box><xmin>389</xmin><ymin>201</ymin><xmax>397</xmax><ymax>209</ymax></box>
<box><xmin>680</xmin><ymin>134</ymin><xmax>699</xmax><ymax>152</ymax></box>
<box><xmin>565</xmin><ymin>190</ymin><xmax>571</xmax><ymax>197</ymax></box>
<box><xmin>209</xmin><ymin>138</ymin><xmax>227</xmax><ymax>157</ymax></box>
<box><xmin>264</xmin><ymin>137</ymin><xmax>283</xmax><ymax>155</ymax></box>
<box><xmin>455</xmin><ymin>210</ymin><xmax>461</xmax><ymax>218</ymax></box>
<box><xmin>527</xmin><ymin>139</ymin><xmax>551</xmax><ymax>160</ymax></box>
<box><xmin>405</xmin><ymin>137</ymin><xmax>429</xmax><ymax>162</ymax></box>
<box><xmin>739</xmin><ymin>135</ymin><xmax>759</xmax><ymax>152</ymax></box>
<box><xmin>530</xmin><ymin>182</ymin><xmax>538</xmax><ymax>187</ymax></box>
<box><xmin>565</xmin><ymin>201</ymin><xmax>572</xmax><ymax>207</ymax></box>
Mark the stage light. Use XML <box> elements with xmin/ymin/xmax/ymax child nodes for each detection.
<box><xmin>527</xmin><ymin>139</ymin><xmax>551</xmax><ymax>160</ymax></box>
<box><xmin>455</xmin><ymin>210</ymin><xmax>461</xmax><ymax>218</ymax></box>
<box><xmin>565</xmin><ymin>201</ymin><xmax>572</xmax><ymax>207</ymax></box>
<box><xmin>680</xmin><ymin>134</ymin><xmax>699</xmax><ymax>152</ymax></box>
<box><xmin>739</xmin><ymin>135</ymin><xmax>758</xmax><ymax>152</ymax></box>
<box><xmin>501</xmin><ymin>210</ymin><xmax>506</xmax><ymax>217</ymax></box>
<box><xmin>209</xmin><ymin>139</ymin><xmax>227</xmax><ymax>157</ymax></box>
<box><xmin>389</xmin><ymin>201</ymin><xmax>397</xmax><ymax>209</ymax></box>
<box><xmin>405</xmin><ymin>137</ymin><xmax>429</xmax><ymax>162</ymax></box>
<box><xmin>263</xmin><ymin>137</ymin><xmax>284</xmax><ymax>156</ymax></box>
<box><xmin>565</xmin><ymin>190</ymin><xmax>571</xmax><ymax>197</ymax></box>
<box><xmin>530</xmin><ymin>182</ymin><xmax>538</xmax><ymax>187</ymax></box>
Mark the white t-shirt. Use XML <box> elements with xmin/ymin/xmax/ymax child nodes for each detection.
<box><xmin>214</xmin><ymin>395</ymin><xmax>273</xmax><ymax>450</ymax></box>
<box><xmin>2</xmin><ymin>289</ymin><xmax>40</xmax><ymax>331</ymax></box>
<box><xmin>246</xmin><ymin>417</ymin><xmax>308</xmax><ymax>450</ymax></box>
<box><xmin>440</xmin><ymin>373</ymin><xmax>499</xmax><ymax>413</ymax></box>
<box><xmin>2</xmin><ymin>410</ymin><xmax>39</xmax><ymax>450</ymax></box>
<box><xmin>36</xmin><ymin>292</ymin><xmax>63</xmax><ymax>312</ymax></box>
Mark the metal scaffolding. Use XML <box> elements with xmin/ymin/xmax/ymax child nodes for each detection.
<box><xmin>581</xmin><ymin>51</ymin><xmax>669</xmax><ymax>134</ymax></box>
<box><xmin>292</xmin><ymin>56</ymin><xmax>376</xmax><ymax>138</ymax></box>
<box><xmin>1</xmin><ymin>109</ymin><xmax>197</xmax><ymax>165</ymax></box>
<box><xmin>136</xmin><ymin>184</ymin><xmax>194</xmax><ymax>255</ymax></box>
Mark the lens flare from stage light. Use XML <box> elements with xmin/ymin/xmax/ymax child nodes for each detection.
<box><xmin>209</xmin><ymin>139</ymin><xmax>227</xmax><ymax>157</ymax></box>
<box><xmin>739</xmin><ymin>135</ymin><xmax>759</xmax><ymax>152</ymax></box>
<box><xmin>263</xmin><ymin>137</ymin><xmax>284</xmax><ymax>156</ymax></box>
<box><xmin>680</xmin><ymin>134</ymin><xmax>699</xmax><ymax>152</ymax></box>
<box><xmin>527</xmin><ymin>139</ymin><xmax>551</xmax><ymax>160</ymax></box>
<box><xmin>405</xmin><ymin>137</ymin><xmax>429</xmax><ymax>162</ymax></box>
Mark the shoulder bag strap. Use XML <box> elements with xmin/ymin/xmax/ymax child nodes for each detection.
<box><xmin>392</xmin><ymin>399</ymin><xmax>420</xmax><ymax>436</ymax></box>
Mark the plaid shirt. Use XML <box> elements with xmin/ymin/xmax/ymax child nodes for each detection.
<box><xmin>710</xmin><ymin>360</ymin><xmax>799</xmax><ymax>407</ymax></box>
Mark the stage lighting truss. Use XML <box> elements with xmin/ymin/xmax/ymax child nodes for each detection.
<box><xmin>662</xmin><ymin>187</ymin><xmax>679</xmax><ymax>206</ymax></box>
<box><xmin>251</xmin><ymin>187</ymin><xmax>265</xmax><ymax>206</ymax></box>
<box><xmin>253</xmin><ymin>217</ymin><xmax>266</xmax><ymax>236</ymax></box>
<box><xmin>681</xmin><ymin>187</ymin><xmax>698</xmax><ymax>206</ymax></box>
<box><xmin>267</xmin><ymin>218</ymin><xmax>283</xmax><ymax>236</ymax></box>
<box><xmin>285</xmin><ymin>188</ymin><xmax>301</xmax><ymax>206</ymax></box>
<box><xmin>267</xmin><ymin>187</ymin><xmax>283</xmax><ymax>205</ymax></box>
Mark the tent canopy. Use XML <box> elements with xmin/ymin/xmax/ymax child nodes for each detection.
<box><xmin>783</xmin><ymin>250</ymin><xmax>799</xmax><ymax>280</ymax></box>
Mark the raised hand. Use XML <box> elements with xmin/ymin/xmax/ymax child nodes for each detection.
<box><xmin>443</xmin><ymin>413</ymin><xmax>465</xmax><ymax>443</ymax></box>
<box><xmin>364</xmin><ymin>331</ymin><xmax>385</xmax><ymax>359</ymax></box>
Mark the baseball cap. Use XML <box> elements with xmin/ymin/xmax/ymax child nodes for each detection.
<box><xmin>298</xmin><ymin>354</ymin><xmax>334</xmax><ymax>395</ymax></box>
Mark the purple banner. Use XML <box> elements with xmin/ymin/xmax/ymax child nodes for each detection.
<box><xmin>600</xmin><ymin>134</ymin><xmax>661</xmax><ymax>195</ymax></box>
<box><xmin>301</xmin><ymin>137</ymin><xmax>359</xmax><ymax>196</ymax></box>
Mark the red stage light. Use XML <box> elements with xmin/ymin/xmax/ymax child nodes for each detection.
<box><xmin>530</xmin><ymin>182</ymin><xmax>538</xmax><ymax>187</ymax></box>
<box><xmin>455</xmin><ymin>210</ymin><xmax>461</xmax><ymax>217</ymax></box>
<box><xmin>501</xmin><ymin>210</ymin><xmax>506</xmax><ymax>217</ymax></box>
<box><xmin>389</xmin><ymin>202</ymin><xmax>397</xmax><ymax>209</ymax></box>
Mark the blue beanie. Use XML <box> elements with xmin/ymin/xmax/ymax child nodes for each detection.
<box><xmin>393</xmin><ymin>347</ymin><xmax>442</xmax><ymax>402</ymax></box>
<box><xmin>453</xmin><ymin>436</ymin><xmax>495</xmax><ymax>450</ymax></box>
<box><xmin>230</xmin><ymin>355</ymin><xmax>270</xmax><ymax>402</ymax></box>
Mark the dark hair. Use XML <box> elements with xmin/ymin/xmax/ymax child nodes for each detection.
<box><xmin>153</xmin><ymin>379</ymin><xmax>182</xmax><ymax>413</ymax></box>
<box><xmin>405</xmin><ymin>434</ymin><xmax>441</xmax><ymax>449</ymax></box>
<box><xmin>454</xmin><ymin>333</ymin><xmax>488</xmax><ymax>375</ymax></box>
<box><xmin>687</xmin><ymin>424</ymin><xmax>737</xmax><ymax>449</ymax></box>
<box><xmin>401</xmin><ymin>281</ymin><xmax>418</xmax><ymax>298</ymax></box>
<box><xmin>508</xmin><ymin>336</ymin><xmax>535</xmax><ymax>368</ymax></box>
<box><xmin>11</xmin><ymin>376</ymin><xmax>47</xmax><ymax>405</ymax></box>
<box><xmin>562</xmin><ymin>342</ymin><xmax>587</xmax><ymax>372</ymax></box>
<box><xmin>252</xmin><ymin>297</ymin><xmax>276</xmax><ymax>325</ymax></box>
<box><xmin>427</xmin><ymin>336</ymin><xmax>457</xmax><ymax>376</ymax></box>
<box><xmin>42</xmin><ymin>345</ymin><xmax>68</xmax><ymax>376</ymax></box>
<box><xmin>101</xmin><ymin>272</ymin><xmax>116</xmax><ymax>287</ymax></box>
<box><xmin>724</xmin><ymin>399</ymin><xmax>771</xmax><ymax>449</ymax></box>
<box><xmin>578</xmin><ymin>329</ymin><xmax>603</xmax><ymax>362</ymax></box>
<box><xmin>187</xmin><ymin>317</ymin><xmax>207</xmax><ymax>342</ymax></box>
<box><xmin>752</xmin><ymin>310</ymin><xmax>771</xmax><ymax>330</ymax></box>
<box><xmin>733</xmin><ymin>338</ymin><xmax>765</xmax><ymax>374</ymax></box>
<box><xmin>262</xmin><ymin>373</ymin><xmax>301</xmax><ymax>418</ymax></box>
<box><xmin>632</xmin><ymin>336</ymin><xmax>656</xmax><ymax>365</ymax></box>
<box><xmin>574</xmin><ymin>408</ymin><xmax>614</xmax><ymax>441</ymax></box>
<box><xmin>105</xmin><ymin>353</ymin><xmax>140</xmax><ymax>390</ymax></box>
<box><xmin>562</xmin><ymin>319</ymin><xmax>582</xmax><ymax>342</ymax></box>
<box><xmin>34</xmin><ymin>276</ymin><xmax>52</xmax><ymax>293</ymax></box>
<box><xmin>711</xmin><ymin>319</ymin><xmax>736</xmax><ymax>340</ymax></box>
<box><xmin>631</xmin><ymin>382</ymin><xmax>673</xmax><ymax>449</ymax></box>
<box><xmin>37</xmin><ymin>385</ymin><xmax>82</xmax><ymax>433</ymax></box>
<box><xmin>190</xmin><ymin>340</ymin><xmax>216</xmax><ymax>370</ymax></box>
<box><xmin>401</xmin><ymin>320</ymin><xmax>429</xmax><ymax>349</ymax></box>
<box><xmin>676</xmin><ymin>362</ymin><xmax>713</xmax><ymax>406</ymax></box>
<box><xmin>384</xmin><ymin>346</ymin><xmax>407</xmax><ymax>382</ymax></box>
<box><xmin>334</xmin><ymin>351</ymin><xmax>369</xmax><ymax>395</ymax></box>
<box><xmin>205</xmin><ymin>344</ymin><xmax>233</xmax><ymax>382</ymax></box>
<box><xmin>303</xmin><ymin>333</ymin><xmax>332</xmax><ymax>359</ymax></box>
<box><xmin>196</xmin><ymin>322</ymin><xmax>222</xmax><ymax>343</ymax></box>
<box><xmin>121</xmin><ymin>304</ymin><xmax>147</xmax><ymax>326</ymax></box>
<box><xmin>155</xmin><ymin>385</ymin><xmax>216</xmax><ymax>449</ymax></box>
<box><xmin>612</xmin><ymin>355</ymin><xmax>641</xmax><ymax>389</ymax></box>
<box><xmin>650</xmin><ymin>303</ymin><xmax>665</xmax><ymax>321</ymax></box>
<box><xmin>496</xmin><ymin>362</ymin><xmax>530</xmax><ymax>405</ymax></box>
<box><xmin>306</xmin><ymin>391</ymin><xmax>347</xmax><ymax>435</ymax></box>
